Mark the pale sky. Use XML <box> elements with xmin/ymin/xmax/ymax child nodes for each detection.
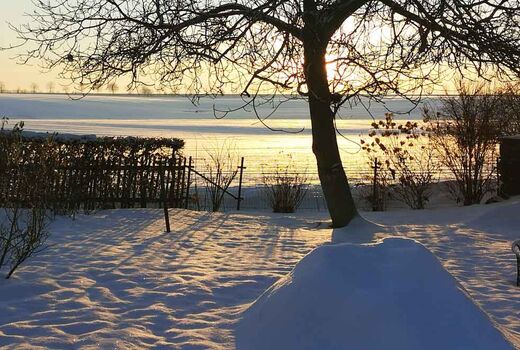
<box><xmin>0</xmin><ymin>0</ymin><xmax>59</xmax><ymax>91</ymax></box>
<box><xmin>0</xmin><ymin>1</ymin><xmax>474</xmax><ymax>94</ymax></box>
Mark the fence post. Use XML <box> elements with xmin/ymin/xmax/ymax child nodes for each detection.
<box><xmin>236</xmin><ymin>157</ymin><xmax>246</xmax><ymax>211</ymax></box>
<box><xmin>372</xmin><ymin>157</ymin><xmax>378</xmax><ymax>212</ymax></box>
<box><xmin>160</xmin><ymin>162</ymin><xmax>171</xmax><ymax>233</ymax></box>
<box><xmin>185</xmin><ymin>156</ymin><xmax>192</xmax><ymax>209</ymax></box>
<box><xmin>496</xmin><ymin>157</ymin><xmax>501</xmax><ymax>196</ymax></box>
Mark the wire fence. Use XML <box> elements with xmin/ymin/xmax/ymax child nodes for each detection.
<box><xmin>184</xmin><ymin>154</ymin><xmax>501</xmax><ymax>212</ymax></box>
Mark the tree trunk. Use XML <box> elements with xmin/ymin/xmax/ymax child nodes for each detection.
<box><xmin>304</xmin><ymin>41</ymin><xmax>358</xmax><ymax>227</ymax></box>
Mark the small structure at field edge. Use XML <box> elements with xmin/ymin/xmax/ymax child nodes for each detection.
<box><xmin>499</xmin><ymin>136</ymin><xmax>520</xmax><ymax>196</ymax></box>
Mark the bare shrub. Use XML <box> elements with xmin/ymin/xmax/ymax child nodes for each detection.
<box><xmin>262</xmin><ymin>156</ymin><xmax>309</xmax><ymax>213</ymax></box>
<box><xmin>361</xmin><ymin>114</ymin><xmax>437</xmax><ymax>210</ymax></box>
<box><xmin>499</xmin><ymin>83</ymin><xmax>520</xmax><ymax>135</ymax></box>
<box><xmin>1</xmin><ymin>118</ymin><xmax>185</xmax><ymax>213</ymax></box>
<box><xmin>202</xmin><ymin>142</ymin><xmax>238</xmax><ymax>212</ymax></box>
<box><xmin>1</xmin><ymin>118</ymin><xmax>59</xmax><ymax>210</ymax></box>
<box><xmin>0</xmin><ymin>207</ymin><xmax>50</xmax><ymax>279</ymax></box>
<box><xmin>357</xmin><ymin>158</ymin><xmax>392</xmax><ymax>211</ymax></box>
<box><xmin>424</xmin><ymin>83</ymin><xmax>504</xmax><ymax>205</ymax></box>
<box><xmin>0</xmin><ymin>119</ymin><xmax>51</xmax><ymax>279</ymax></box>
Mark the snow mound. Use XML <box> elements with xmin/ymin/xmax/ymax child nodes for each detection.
<box><xmin>236</xmin><ymin>238</ymin><xmax>513</xmax><ymax>350</ymax></box>
<box><xmin>331</xmin><ymin>215</ymin><xmax>389</xmax><ymax>244</ymax></box>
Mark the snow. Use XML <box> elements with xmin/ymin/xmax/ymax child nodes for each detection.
<box><xmin>236</xmin><ymin>238</ymin><xmax>513</xmax><ymax>350</ymax></box>
<box><xmin>376</xmin><ymin>200</ymin><xmax>520</xmax><ymax>347</ymax></box>
<box><xmin>0</xmin><ymin>199</ymin><xmax>519</xmax><ymax>348</ymax></box>
<box><xmin>0</xmin><ymin>209</ymin><xmax>330</xmax><ymax>348</ymax></box>
<box><xmin>0</xmin><ymin>94</ymin><xmax>427</xmax><ymax>121</ymax></box>
<box><xmin>0</xmin><ymin>129</ymin><xmax>97</xmax><ymax>142</ymax></box>
<box><xmin>331</xmin><ymin>215</ymin><xmax>388</xmax><ymax>244</ymax></box>
<box><xmin>0</xmin><ymin>94</ymin><xmax>436</xmax><ymax>178</ymax></box>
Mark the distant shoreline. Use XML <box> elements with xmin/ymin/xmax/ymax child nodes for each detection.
<box><xmin>0</xmin><ymin>92</ymin><xmax>458</xmax><ymax>98</ymax></box>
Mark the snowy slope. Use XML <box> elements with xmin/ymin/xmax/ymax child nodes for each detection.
<box><xmin>236</xmin><ymin>238</ymin><xmax>514</xmax><ymax>350</ymax></box>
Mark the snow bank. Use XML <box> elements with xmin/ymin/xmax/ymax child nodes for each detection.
<box><xmin>236</xmin><ymin>238</ymin><xmax>513</xmax><ymax>350</ymax></box>
<box><xmin>0</xmin><ymin>129</ymin><xmax>97</xmax><ymax>141</ymax></box>
<box><xmin>466</xmin><ymin>199</ymin><xmax>520</xmax><ymax>233</ymax></box>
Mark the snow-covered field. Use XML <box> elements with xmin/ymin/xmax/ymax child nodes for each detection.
<box><xmin>0</xmin><ymin>93</ymin><xmax>434</xmax><ymax>176</ymax></box>
<box><xmin>0</xmin><ymin>199</ymin><xmax>519</xmax><ymax>349</ymax></box>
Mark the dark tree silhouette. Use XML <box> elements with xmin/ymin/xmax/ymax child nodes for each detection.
<box><xmin>14</xmin><ymin>0</ymin><xmax>520</xmax><ymax>226</ymax></box>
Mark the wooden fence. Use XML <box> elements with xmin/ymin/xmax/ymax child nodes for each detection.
<box><xmin>0</xmin><ymin>132</ymin><xmax>189</xmax><ymax>212</ymax></box>
<box><xmin>1</xmin><ymin>156</ymin><xmax>190</xmax><ymax>212</ymax></box>
<box><xmin>0</xmin><ymin>154</ymin><xmax>249</xmax><ymax>216</ymax></box>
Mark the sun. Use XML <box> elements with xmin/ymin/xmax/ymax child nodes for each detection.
<box><xmin>325</xmin><ymin>55</ymin><xmax>337</xmax><ymax>80</ymax></box>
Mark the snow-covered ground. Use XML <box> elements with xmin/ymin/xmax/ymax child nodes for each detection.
<box><xmin>0</xmin><ymin>199</ymin><xmax>519</xmax><ymax>348</ymax></box>
<box><xmin>237</xmin><ymin>238</ymin><xmax>513</xmax><ymax>349</ymax></box>
<box><xmin>372</xmin><ymin>200</ymin><xmax>520</xmax><ymax>347</ymax></box>
<box><xmin>0</xmin><ymin>209</ymin><xmax>330</xmax><ymax>348</ymax></box>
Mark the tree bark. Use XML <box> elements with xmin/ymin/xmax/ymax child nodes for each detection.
<box><xmin>304</xmin><ymin>40</ymin><xmax>358</xmax><ymax>227</ymax></box>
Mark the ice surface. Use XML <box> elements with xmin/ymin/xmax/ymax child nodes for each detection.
<box><xmin>0</xmin><ymin>94</ymin><xmax>435</xmax><ymax>176</ymax></box>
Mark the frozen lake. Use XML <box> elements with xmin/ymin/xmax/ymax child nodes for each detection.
<box><xmin>0</xmin><ymin>94</ymin><xmax>437</xmax><ymax>177</ymax></box>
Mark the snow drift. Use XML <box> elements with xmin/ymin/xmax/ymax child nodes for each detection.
<box><xmin>331</xmin><ymin>215</ymin><xmax>389</xmax><ymax>244</ymax></box>
<box><xmin>236</xmin><ymin>238</ymin><xmax>513</xmax><ymax>350</ymax></box>
<box><xmin>465</xmin><ymin>199</ymin><xmax>520</xmax><ymax>234</ymax></box>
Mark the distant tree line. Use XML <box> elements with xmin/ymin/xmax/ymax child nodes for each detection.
<box><xmin>0</xmin><ymin>81</ymin><xmax>167</xmax><ymax>95</ymax></box>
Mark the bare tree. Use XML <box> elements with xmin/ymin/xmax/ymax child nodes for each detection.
<box><xmin>140</xmin><ymin>86</ymin><xmax>153</xmax><ymax>95</ymax></box>
<box><xmin>14</xmin><ymin>0</ymin><xmax>520</xmax><ymax>226</ymax></box>
<box><xmin>30</xmin><ymin>82</ymin><xmax>39</xmax><ymax>94</ymax></box>
<box><xmin>46</xmin><ymin>81</ymin><xmax>55</xmax><ymax>94</ymax></box>
<box><xmin>107</xmin><ymin>82</ymin><xmax>119</xmax><ymax>94</ymax></box>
